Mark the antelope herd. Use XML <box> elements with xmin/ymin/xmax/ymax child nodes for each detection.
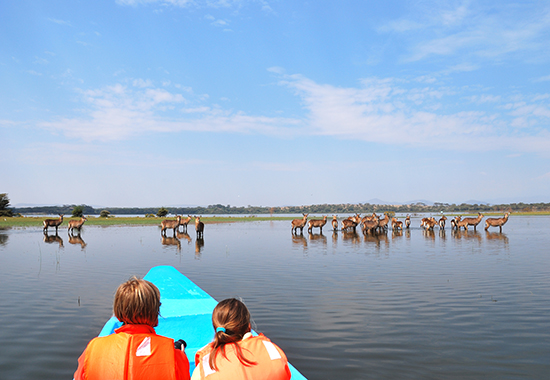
<box><xmin>292</xmin><ymin>212</ymin><xmax>510</xmax><ymax>235</ymax></box>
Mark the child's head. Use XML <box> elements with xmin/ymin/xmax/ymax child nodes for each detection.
<box><xmin>212</xmin><ymin>298</ymin><xmax>251</xmax><ymax>340</ymax></box>
<box><xmin>209</xmin><ymin>298</ymin><xmax>255</xmax><ymax>370</ymax></box>
<box><xmin>113</xmin><ymin>277</ymin><xmax>161</xmax><ymax>326</ymax></box>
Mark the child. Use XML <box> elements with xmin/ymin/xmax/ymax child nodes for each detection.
<box><xmin>74</xmin><ymin>277</ymin><xmax>190</xmax><ymax>380</ymax></box>
<box><xmin>193</xmin><ymin>298</ymin><xmax>291</xmax><ymax>380</ymax></box>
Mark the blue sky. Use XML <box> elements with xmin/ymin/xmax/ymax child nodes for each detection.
<box><xmin>2</xmin><ymin>0</ymin><xmax>550</xmax><ymax>208</ymax></box>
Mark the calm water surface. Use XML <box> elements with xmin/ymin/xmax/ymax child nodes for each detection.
<box><xmin>1</xmin><ymin>216</ymin><xmax>549</xmax><ymax>379</ymax></box>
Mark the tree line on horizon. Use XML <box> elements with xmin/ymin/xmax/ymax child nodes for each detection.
<box><xmin>6</xmin><ymin>200</ymin><xmax>550</xmax><ymax>216</ymax></box>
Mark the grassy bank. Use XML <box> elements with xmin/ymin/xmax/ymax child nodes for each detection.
<box><xmin>0</xmin><ymin>215</ymin><xmax>296</xmax><ymax>228</ymax></box>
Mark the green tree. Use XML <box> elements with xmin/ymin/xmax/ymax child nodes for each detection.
<box><xmin>0</xmin><ymin>193</ymin><xmax>13</xmax><ymax>217</ymax></box>
<box><xmin>157</xmin><ymin>207</ymin><xmax>169</xmax><ymax>217</ymax></box>
<box><xmin>72</xmin><ymin>205</ymin><xmax>84</xmax><ymax>218</ymax></box>
<box><xmin>100</xmin><ymin>210</ymin><xmax>111</xmax><ymax>218</ymax></box>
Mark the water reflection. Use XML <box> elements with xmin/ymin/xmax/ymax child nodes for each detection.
<box><xmin>363</xmin><ymin>231</ymin><xmax>389</xmax><ymax>249</ymax></box>
<box><xmin>451</xmin><ymin>229</ymin><xmax>482</xmax><ymax>242</ymax></box>
<box><xmin>68</xmin><ymin>234</ymin><xmax>87</xmax><ymax>249</ymax></box>
<box><xmin>485</xmin><ymin>231</ymin><xmax>509</xmax><ymax>244</ymax></box>
<box><xmin>161</xmin><ymin>235</ymin><xmax>181</xmax><ymax>252</ymax></box>
<box><xmin>342</xmin><ymin>231</ymin><xmax>361</xmax><ymax>245</ymax></box>
<box><xmin>176</xmin><ymin>231</ymin><xmax>192</xmax><ymax>244</ymax></box>
<box><xmin>43</xmin><ymin>232</ymin><xmax>64</xmax><ymax>248</ymax></box>
<box><xmin>308</xmin><ymin>232</ymin><xmax>327</xmax><ymax>247</ymax></box>
<box><xmin>292</xmin><ymin>234</ymin><xmax>307</xmax><ymax>249</ymax></box>
<box><xmin>0</xmin><ymin>228</ymin><xmax>8</xmax><ymax>246</ymax></box>
<box><xmin>195</xmin><ymin>237</ymin><xmax>204</xmax><ymax>258</ymax></box>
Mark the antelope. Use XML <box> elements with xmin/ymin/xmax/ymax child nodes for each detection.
<box><xmin>332</xmin><ymin>215</ymin><xmax>338</xmax><ymax>231</ymax></box>
<box><xmin>43</xmin><ymin>215</ymin><xmax>63</xmax><ymax>233</ymax></box>
<box><xmin>405</xmin><ymin>215</ymin><xmax>411</xmax><ymax>229</ymax></box>
<box><xmin>438</xmin><ymin>216</ymin><xmax>447</xmax><ymax>229</ymax></box>
<box><xmin>291</xmin><ymin>213</ymin><xmax>308</xmax><ymax>234</ymax></box>
<box><xmin>392</xmin><ymin>217</ymin><xmax>403</xmax><ymax>230</ymax></box>
<box><xmin>342</xmin><ymin>218</ymin><xmax>359</xmax><ymax>232</ymax></box>
<box><xmin>424</xmin><ymin>217</ymin><xmax>437</xmax><ymax>230</ymax></box>
<box><xmin>195</xmin><ymin>216</ymin><xmax>204</xmax><ymax>238</ymax></box>
<box><xmin>456</xmin><ymin>218</ymin><xmax>469</xmax><ymax>230</ymax></box>
<box><xmin>308</xmin><ymin>215</ymin><xmax>328</xmax><ymax>234</ymax></box>
<box><xmin>377</xmin><ymin>213</ymin><xmax>390</xmax><ymax>233</ymax></box>
<box><xmin>68</xmin><ymin>216</ymin><xmax>87</xmax><ymax>235</ymax></box>
<box><xmin>161</xmin><ymin>215</ymin><xmax>181</xmax><ymax>236</ymax></box>
<box><xmin>450</xmin><ymin>216</ymin><xmax>461</xmax><ymax>230</ymax></box>
<box><xmin>178</xmin><ymin>215</ymin><xmax>193</xmax><ymax>232</ymax></box>
<box><xmin>484</xmin><ymin>213</ymin><xmax>510</xmax><ymax>232</ymax></box>
<box><xmin>462</xmin><ymin>212</ymin><xmax>484</xmax><ymax>231</ymax></box>
<box><xmin>361</xmin><ymin>217</ymin><xmax>379</xmax><ymax>235</ymax></box>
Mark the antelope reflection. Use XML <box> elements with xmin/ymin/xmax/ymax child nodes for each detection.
<box><xmin>342</xmin><ymin>230</ymin><xmax>361</xmax><ymax>245</ymax></box>
<box><xmin>292</xmin><ymin>234</ymin><xmax>307</xmax><ymax>249</ymax></box>
<box><xmin>43</xmin><ymin>232</ymin><xmax>63</xmax><ymax>248</ymax></box>
<box><xmin>162</xmin><ymin>235</ymin><xmax>181</xmax><ymax>252</ymax></box>
<box><xmin>195</xmin><ymin>237</ymin><xmax>204</xmax><ymax>257</ymax></box>
<box><xmin>68</xmin><ymin>234</ymin><xmax>87</xmax><ymax>249</ymax></box>
<box><xmin>308</xmin><ymin>232</ymin><xmax>327</xmax><ymax>246</ymax></box>
<box><xmin>485</xmin><ymin>231</ymin><xmax>509</xmax><ymax>244</ymax></box>
<box><xmin>364</xmin><ymin>231</ymin><xmax>389</xmax><ymax>249</ymax></box>
<box><xmin>176</xmin><ymin>231</ymin><xmax>192</xmax><ymax>244</ymax></box>
<box><xmin>451</xmin><ymin>229</ymin><xmax>482</xmax><ymax>242</ymax></box>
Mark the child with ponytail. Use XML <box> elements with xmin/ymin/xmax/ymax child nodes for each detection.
<box><xmin>192</xmin><ymin>298</ymin><xmax>291</xmax><ymax>380</ymax></box>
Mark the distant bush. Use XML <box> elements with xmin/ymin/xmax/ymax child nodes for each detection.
<box><xmin>145</xmin><ymin>214</ymin><xmax>156</xmax><ymax>218</ymax></box>
<box><xmin>157</xmin><ymin>207</ymin><xmax>169</xmax><ymax>217</ymax></box>
<box><xmin>0</xmin><ymin>193</ymin><xmax>13</xmax><ymax>217</ymax></box>
<box><xmin>100</xmin><ymin>210</ymin><xmax>111</xmax><ymax>218</ymax></box>
<box><xmin>72</xmin><ymin>205</ymin><xmax>84</xmax><ymax>218</ymax></box>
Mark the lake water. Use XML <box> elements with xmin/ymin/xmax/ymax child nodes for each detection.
<box><xmin>0</xmin><ymin>215</ymin><xmax>549</xmax><ymax>379</ymax></box>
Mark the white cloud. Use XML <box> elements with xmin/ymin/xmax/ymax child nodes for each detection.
<box><xmin>38</xmin><ymin>81</ymin><xmax>300</xmax><ymax>141</ymax></box>
<box><xmin>48</xmin><ymin>18</ymin><xmax>72</xmax><ymax>26</ymax></box>
<box><xmin>380</xmin><ymin>2</ymin><xmax>550</xmax><ymax>63</ymax></box>
<box><xmin>276</xmin><ymin>72</ymin><xmax>550</xmax><ymax>154</ymax></box>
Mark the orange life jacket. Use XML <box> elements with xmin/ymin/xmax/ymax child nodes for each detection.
<box><xmin>75</xmin><ymin>324</ymin><xmax>189</xmax><ymax>380</ymax></box>
<box><xmin>195</xmin><ymin>334</ymin><xmax>291</xmax><ymax>380</ymax></box>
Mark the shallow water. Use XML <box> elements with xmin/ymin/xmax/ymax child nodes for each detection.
<box><xmin>0</xmin><ymin>216</ymin><xmax>549</xmax><ymax>379</ymax></box>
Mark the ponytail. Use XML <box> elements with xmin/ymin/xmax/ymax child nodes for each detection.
<box><xmin>208</xmin><ymin>298</ymin><xmax>258</xmax><ymax>371</ymax></box>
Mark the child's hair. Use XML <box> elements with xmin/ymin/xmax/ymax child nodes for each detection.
<box><xmin>113</xmin><ymin>276</ymin><xmax>161</xmax><ymax>327</ymax></box>
<box><xmin>209</xmin><ymin>298</ymin><xmax>258</xmax><ymax>371</ymax></box>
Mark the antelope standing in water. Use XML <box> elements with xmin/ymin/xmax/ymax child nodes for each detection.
<box><xmin>291</xmin><ymin>213</ymin><xmax>308</xmax><ymax>234</ymax></box>
<box><xmin>377</xmin><ymin>213</ymin><xmax>390</xmax><ymax>233</ymax></box>
<box><xmin>391</xmin><ymin>217</ymin><xmax>403</xmax><ymax>230</ymax></box>
<box><xmin>438</xmin><ymin>216</ymin><xmax>447</xmax><ymax>229</ymax></box>
<box><xmin>424</xmin><ymin>217</ymin><xmax>437</xmax><ymax>230</ymax></box>
<box><xmin>161</xmin><ymin>215</ymin><xmax>181</xmax><ymax>236</ymax></box>
<box><xmin>332</xmin><ymin>215</ymin><xmax>338</xmax><ymax>231</ymax></box>
<box><xmin>450</xmin><ymin>216</ymin><xmax>461</xmax><ymax>230</ymax></box>
<box><xmin>462</xmin><ymin>212</ymin><xmax>484</xmax><ymax>231</ymax></box>
<box><xmin>68</xmin><ymin>216</ymin><xmax>87</xmax><ymax>235</ymax></box>
<box><xmin>308</xmin><ymin>215</ymin><xmax>328</xmax><ymax>234</ymax></box>
<box><xmin>178</xmin><ymin>215</ymin><xmax>192</xmax><ymax>232</ymax></box>
<box><xmin>484</xmin><ymin>213</ymin><xmax>509</xmax><ymax>232</ymax></box>
<box><xmin>342</xmin><ymin>214</ymin><xmax>361</xmax><ymax>232</ymax></box>
<box><xmin>195</xmin><ymin>216</ymin><xmax>205</xmax><ymax>238</ymax></box>
<box><xmin>361</xmin><ymin>213</ymin><xmax>378</xmax><ymax>235</ymax></box>
<box><xmin>405</xmin><ymin>215</ymin><xmax>411</xmax><ymax>229</ymax></box>
<box><xmin>43</xmin><ymin>215</ymin><xmax>63</xmax><ymax>233</ymax></box>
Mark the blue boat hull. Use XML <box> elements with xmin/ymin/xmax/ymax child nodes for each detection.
<box><xmin>98</xmin><ymin>265</ymin><xmax>307</xmax><ymax>379</ymax></box>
